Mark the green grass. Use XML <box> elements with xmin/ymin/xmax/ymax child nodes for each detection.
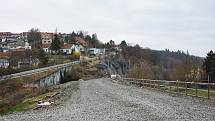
<box><xmin>0</xmin><ymin>91</ymin><xmax>58</xmax><ymax>115</ymax></box>
<box><xmin>187</xmin><ymin>88</ymin><xmax>215</xmax><ymax>99</ymax></box>
<box><xmin>164</xmin><ymin>86</ymin><xmax>215</xmax><ymax>99</ymax></box>
<box><xmin>141</xmin><ymin>83</ymin><xmax>215</xmax><ymax>99</ymax></box>
<box><xmin>8</xmin><ymin>102</ymin><xmax>35</xmax><ymax>112</ymax></box>
<box><xmin>0</xmin><ymin>102</ymin><xmax>36</xmax><ymax>115</ymax></box>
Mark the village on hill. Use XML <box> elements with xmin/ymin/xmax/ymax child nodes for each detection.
<box><xmin>0</xmin><ymin>30</ymin><xmax>107</xmax><ymax>70</ymax></box>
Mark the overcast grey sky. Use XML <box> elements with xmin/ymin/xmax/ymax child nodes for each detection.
<box><xmin>0</xmin><ymin>0</ymin><xmax>214</xmax><ymax>57</ymax></box>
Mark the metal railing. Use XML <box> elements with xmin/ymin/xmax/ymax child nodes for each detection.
<box><xmin>120</xmin><ymin>78</ymin><xmax>215</xmax><ymax>99</ymax></box>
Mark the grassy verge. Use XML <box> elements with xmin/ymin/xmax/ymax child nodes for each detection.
<box><xmin>0</xmin><ymin>69</ymin><xmax>58</xmax><ymax>115</ymax></box>
<box><xmin>159</xmin><ymin>85</ymin><xmax>215</xmax><ymax>99</ymax></box>
<box><xmin>132</xmin><ymin>82</ymin><xmax>215</xmax><ymax>99</ymax></box>
<box><xmin>48</xmin><ymin>55</ymin><xmax>72</xmax><ymax>64</ymax></box>
<box><xmin>0</xmin><ymin>91</ymin><xmax>58</xmax><ymax>115</ymax></box>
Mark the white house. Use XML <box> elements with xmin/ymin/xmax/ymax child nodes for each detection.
<box><xmin>75</xmin><ymin>44</ymin><xmax>85</xmax><ymax>52</ymax></box>
<box><xmin>60</xmin><ymin>43</ymin><xmax>80</xmax><ymax>55</ymax></box>
<box><xmin>99</xmin><ymin>48</ymin><xmax>106</xmax><ymax>54</ymax></box>
<box><xmin>41</xmin><ymin>44</ymin><xmax>51</xmax><ymax>53</ymax></box>
<box><xmin>88</xmin><ymin>48</ymin><xmax>105</xmax><ymax>56</ymax></box>
<box><xmin>41</xmin><ymin>32</ymin><xmax>53</xmax><ymax>44</ymax></box>
<box><xmin>60</xmin><ymin>43</ymin><xmax>72</xmax><ymax>54</ymax></box>
<box><xmin>0</xmin><ymin>59</ymin><xmax>9</xmax><ymax>68</ymax></box>
<box><xmin>73</xmin><ymin>45</ymin><xmax>81</xmax><ymax>53</ymax></box>
<box><xmin>2</xmin><ymin>48</ymin><xmax>10</xmax><ymax>53</ymax></box>
<box><xmin>24</xmin><ymin>42</ymin><xmax>31</xmax><ymax>49</ymax></box>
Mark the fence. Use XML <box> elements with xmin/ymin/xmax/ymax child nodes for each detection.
<box><xmin>120</xmin><ymin>78</ymin><xmax>215</xmax><ymax>99</ymax></box>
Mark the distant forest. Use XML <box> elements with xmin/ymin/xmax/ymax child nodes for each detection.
<box><xmin>104</xmin><ymin>40</ymin><xmax>205</xmax><ymax>82</ymax></box>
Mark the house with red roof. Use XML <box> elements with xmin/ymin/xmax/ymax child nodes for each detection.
<box><xmin>41</xmin><ymin>44</ymin><xmax>51</xmax><ymax>53</ymax></box>
<box><xmin>0</xmin><ymin>59</ymin><xmax>9</xmax><ymax>68</ymax></box>
<box><xmin>75</xmin><ymin>37</ymin><xmax>88</xmax><ymax>47</ymax></box>
<box><xmin>60</xmin><ymin>43</ymin><xmax>73</xmax><ymax>54</ymax></box>
<box><xmin>60</xmin><ymin>42</ymin><xmax>85</xmax><ymax>55</ymax></box>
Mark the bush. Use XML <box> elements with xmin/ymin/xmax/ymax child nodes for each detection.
<box><xmin>70</xmin><ymin>51</ymin><xmax>80</xmax><ymax>60</ymax></box>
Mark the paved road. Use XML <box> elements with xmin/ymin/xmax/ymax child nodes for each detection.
<box><xmin>1</xmin><ymin>78</ymin><xmax>215</xmax><ymax>121</ymax></box>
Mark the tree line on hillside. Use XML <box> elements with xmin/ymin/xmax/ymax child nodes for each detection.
<box><xmin>113</xmin><ymin>40</ymin><xmax>214</xmax><ymax>82</ymax></box>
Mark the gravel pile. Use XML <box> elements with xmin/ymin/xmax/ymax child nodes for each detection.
<box><xmin>1</xmin><ymin>78</ymin><xmax>215</xmax><ymax>121</ymax></box>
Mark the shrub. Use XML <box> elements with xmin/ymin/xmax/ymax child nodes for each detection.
<box><xmin>71</xmin><ymin>51</ymin><xmax>80</xmax><ymax>60</ymax></box>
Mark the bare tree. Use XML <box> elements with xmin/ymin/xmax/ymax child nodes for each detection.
<box><xmin>27</xmin><ymin>28</ymin><xmax>42</xmax><ymax>49</ymax></box>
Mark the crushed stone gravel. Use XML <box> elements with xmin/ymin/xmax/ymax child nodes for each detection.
<box><xmin>1</xmin><ymin>78</ymin><xmax>215</xmax><ymax>121</ymax></box>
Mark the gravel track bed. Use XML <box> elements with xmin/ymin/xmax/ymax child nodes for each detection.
<box><xmin>1</xmin><ymin>78</ymin><xmax>215</xmax><ymax>121</ymax></box>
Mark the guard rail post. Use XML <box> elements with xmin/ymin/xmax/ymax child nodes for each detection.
<box><xmin>207</xmin><ymin>75</ymin><xmax>210</xmax><ymax>99</ymax></box>
<box><xmin>149</xmin><ymin>80</ymin><xmax>152</xmax><ymax>88</ymax></box>
<box><xmin>158</xmin><ymin>80</ymin><xmax>161</xmax><ymax>90</ymax></box>
<box><xmin>185</xmin><ymin>81</ymin><xmax>188</xmax><ymax>96</ymax></box>
<box><xmin>152</xmin><ymin>80</ymin><xmax>154</xmax><ymax>89</ymax></box>
<box><xmin>177</xmin><ymin>80</ymin><xmax>179</xmax><ymax>93</ymax></box>
<box><xmin>195</xmin><ymin>80</ymin><xmax>198</xmax><ymax>97</ymax></box>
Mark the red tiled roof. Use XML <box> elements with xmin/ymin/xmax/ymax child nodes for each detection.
<box><xmin>0</xmin><ymin>32</ymin><xmax>12</xmax><ymax>36</ymax></box>
<box><xmin>0</xmin><ymin>49</ymin><xmax>25</xmax><ymax>58</ymax></box>
<box><xmin>0</xmin><ymin>52</ymin><xmax>11</xmax><ymax>58</ymax></box>
<box><xmin>41</xmin><ymin>44</ymin><xmax>51</xmax><ymax>48</ymax></box>
<box><xmin>12</xmin><ymin>48</ymin><xmax>25</xmax><ymax>52</ymax></box>
<box><xmin>41</xmin><ymin>32</ymin><xmax>53</xmax><ymax>36</ymax></box>
<box><xmin>11</xmin><ymin>49</ymin><xmax>25</xmax><ymax>57</ymax></box>
<box><xmin>76</xmin><ymin>37</ymin><xmax>88</xmax><ymax>46</ymax></box>
<box><xmin>62</xmin><ymin>43</ymin><xmax>72</xmax><ymax>49</ymax></box>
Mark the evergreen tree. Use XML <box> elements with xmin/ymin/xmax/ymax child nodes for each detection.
<box><xmin>38</xmin><ymin>48</ymin><xmax>49</xmax><ymax>65</ymax></box>
<box><xmin>51</xmin><ymin>34</ymin><xmax>61</xmax><ymax>52</ymax></box>
<box><xmin>85</xmin><ymin>35</ymin><xmax>92</xmax><ymax>40</ymax></box>
<box><xmin>104</xmin><ymin>42</ymin><xmax>111</xmax><ymax>49</ymax></box>
<box><xmin>78</xmin><ymin>31</ymin><xmax>84</xmax><ymax>38</ymax></box>
<box><xmin>120</xmin><ymin>40</ymin><xmax>127</xmax><ymax>50</ymax></box>
<box><xmin>58</xmin><ymin>33</ymin><xmax>64</xmax><ymax>43</ymax></box>
<box><xmin>91</xmin><ymin>33</ymin><xmax>99</xmax><ymax>48</ymax></box>
<box><xmin>92</xmin><ymin>33</ymin><xmax>98</xmax><ymax>41</ymax></box>
<box><xmin>204</xmin><ymin>51</ymin><xmax>215</xmax><ymax>82</ymax></box>
<box><xmin>71</xmin><ymin>31</ymin><xmax>77</xmax><ymax>44</ymax></box>
<box><xmin>65</xmin><ymin>32</ymin><xmax>77</xmax><ymax>44</ymax></box>
<box><xmin>109</xmin><ymin>40</ymin><xmax>115</xmax><ymax>46</ymax></box>
<box><xmin>120</xmin><ymin>40</ymin><xmax>128</xmax><ymax>58</ymax></box>
<box><xmin>85</xmin><ymin>35</ymin><xmax>93</xmax><ymax>47</ymax></box>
